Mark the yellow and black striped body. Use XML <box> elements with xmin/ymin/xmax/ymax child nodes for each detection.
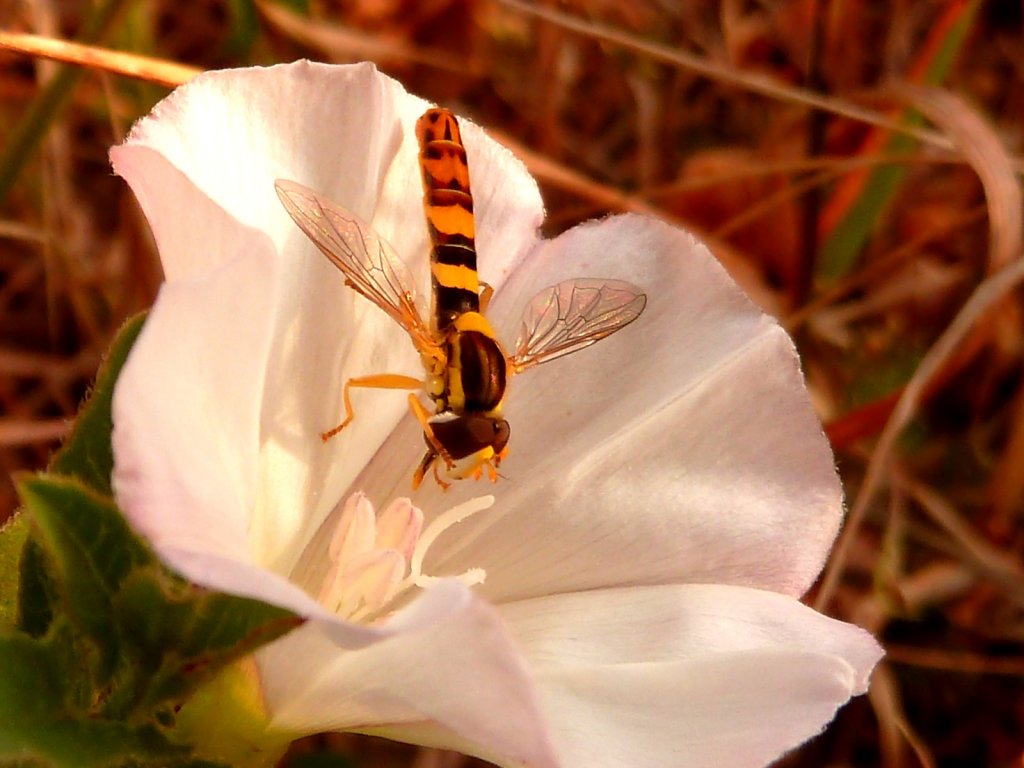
<box><xmin>416</xmin><ymin>108</ymin><xmax>509</xmax><ymax>479</ymax></box>
<box><xmin>416</xmin><ymin>108</ymin><xmax>480</xmax><ymax>330</ymax></box>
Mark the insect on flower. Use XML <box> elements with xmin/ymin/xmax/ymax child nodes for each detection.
<box><xmin>275</xmin><ymin>108</ymin><xmax>647</xmax><ymax>489</ymax></box>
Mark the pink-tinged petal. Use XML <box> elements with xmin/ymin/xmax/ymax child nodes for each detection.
<box><xmin>352</xmin><ymin>214</ymin><xmax>841</xmax><ymax>600</ymax></box>
<box><xmin>116</xmin><ymin>61</ymin><xmax>542</xmax><ymax>287</ymax></box>
<box><xmin>497</xmin><ymin>585</ymin><xmax>882</xmax><ymax>768</ymax></box>
<box><xmin>112</xmin><ymin>240</ymin><xmax>275</xmax><ymax>566</ymax></box>
<box><xmin>499</xmin><ymin>584</ymin><xmax>881</xmax><ymax>689</ymax></box>
<box><xmin>110</xmin><ymin>145</ymin><xmax>260</xmax><ymax>282</ymax></box>
<box><xmin>259</xmin><ymin>580</ymin><xmax>560</xmax><ymax>768</ymax></box>
<box><xmin>114</xmin><ymin>62</ymin><xmax>401</xmax><ymax>271</ymax></box>
<box><xmin>156</xmin><ymin>546</ymin><xmax>329</xmax><ymax>626</ymax></box>
<box><xmin>536</xmin><ymin>650</ymin><xmax>860</xmax><ymax>768</ymax></box>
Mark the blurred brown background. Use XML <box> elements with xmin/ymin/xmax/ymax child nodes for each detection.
<box><xmin>2</xmin><ymin>1</ymin><xmax>1023</xmax><ymax>766</ymax></box>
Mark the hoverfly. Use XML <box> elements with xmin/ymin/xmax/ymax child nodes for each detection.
<box><xmin>275</xmin><ymin>108</ymin><xmax>646</xmax><ymax>489</ymax></box>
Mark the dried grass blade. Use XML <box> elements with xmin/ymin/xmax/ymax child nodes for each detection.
<box><xmin>815</xmin><ymin>87</ymin><xmax>1024</xmax><ymax>611</ymax></box>
<box><xmin>0</xmin><ymin>32</ymin><xmax>200</xmax><ymax>88</ymax></box>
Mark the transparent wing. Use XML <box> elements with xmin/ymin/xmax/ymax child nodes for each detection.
<box><xmin>510</xmin><ymin>278</ymin><xmax>647</xmax><ymax>373</ymax></box>
<box><xmin>275</xmin><ymin>179</ymin><xmax>435</xmax><ymax>352</ymax></box>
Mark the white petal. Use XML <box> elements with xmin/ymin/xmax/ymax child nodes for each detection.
<box><xmin>497</xmin><ymin>584</ymin><xmax>883</xmax><ymax>768</ymax></box>
<box><xmin>500</xmin><ymin>584</ymin><xmax>881</xmax><ymax>687</ymax></box>
<box><xmin>537</xmin><ymin>650</ymin><xmax>859</xmax><ymax>768</ymax></box>
<box><xmin>115</xmin><ymin>62</ymin><xmax>544</xmax><ymax>574</ymax></box>
<box><xmin>259</xmin><ymin>580</ymin><xmax>560</xmax><ymax>768</ymax></box>
<box><xmin>116</xmin><ymin>61</ymin><xmax>542</xmax><ymax>284</ymax></box>
<box><xmin>344</xmin><ymin>215</ymin><xmax>841</xmax><ymax>600</ymax></box>
<box><xmin>112</xmin><ymin>240</ymin><xmax>275</xmax><ymax>566</ymax></box>
<box><xmin>115</xmin><ymin>62</ymin><xmax>399</xmax><ymax>265</ymax></box>
<box><xmin>107</xmin><ymin>239</ymin><xmax>386</xmax><ymax>638</ymax></box>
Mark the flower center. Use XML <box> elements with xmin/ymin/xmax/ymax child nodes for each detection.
<box><xmin>317</xmin><ymin>492</ymin><xmax>492</xmax><ymax>623</ymax></box>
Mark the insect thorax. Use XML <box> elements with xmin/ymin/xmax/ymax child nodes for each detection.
<box><xmin>426</xmin><ymin>317</ymin><xmax>507</xmax><ymax>418</ymax></box>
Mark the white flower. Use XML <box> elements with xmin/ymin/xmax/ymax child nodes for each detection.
<box><xmin>110</xmin><ymin>61</ymin><xmax>882</xmax><ymax>768</ymax></box>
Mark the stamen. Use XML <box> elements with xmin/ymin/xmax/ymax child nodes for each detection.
<box><xmin>329</xmin><ymin>492</ymin><xmax>376</xmax><ymax>563</ymax></box>
<box><xmin>317</xmin><ymin>492</ymin><xmax>494</xmax><ymax>623</ymax></box>
<box><xmin>408</xmin><ymin>494</ymin><xmax>494</xmax><ymax>587</ymax></box>
<box><xmin>375</xmin><ymin>497</ymin><xmax>423</xmax><ymax>560</ymax></box>
<box><xmin>336</xmin><ymin>549</ymin><xmax>406</xmax><ymax>618</ymax></box>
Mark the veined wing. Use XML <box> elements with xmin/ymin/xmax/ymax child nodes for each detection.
<box><xmin>510</xmin><ymin>278</ymin><xmax>647</xmax><ymax>373</ymax></box>
<box><xmin>275</xmin><ymin>179</ymin><xmax>435</xmax><ymax>353</ymax></box>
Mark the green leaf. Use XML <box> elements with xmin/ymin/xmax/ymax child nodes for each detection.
<box><xmin>16</xmin><ymin>537</ymin><xmax>56</xmax><ymax>638</ymax></box>
<box><xmin>11</xmin><ymin>313</ymin><xmax>147</xmax><ymax>639</ymax></box>
<box><xmin>17</xmin><ymin>475</ymin><xmax>154</xmax><ymax>684</ymax></box>
<box><xmin>0</xmin><ymin>619</ymin><xmax>182</xmax><ymax>768</ymax></box>
<box><xmin>114</xmin><ymin>571</ymin><xmax>301</xmax><ymax>713</ymax></box>
<box><xmin>17</xmin><ymin>473</ymin><xmax>301</xmax><ymax>720</ymax></box>
<box><xmin>7</xmin><ymin>473</ymin><xmax>301</xmax><ymax>764</ymax></box>
<box><xmin>50</xmin><ymin>313</ymin><xmax>147</xmax><ymax>497</ymax></box>
<box><xmin>0</xmin><ymin>716</ymin><xmax>186</xmax><ymax>768</ymax></box>
<box><xmin>0</xmin><ymin>621</ymin><xmax>72</xmax><ymax>722</ymax></box>
<box><xmin>0</xmin><ymin>515</ymin><xmax>29</xmax><ymax>627</ymax></box>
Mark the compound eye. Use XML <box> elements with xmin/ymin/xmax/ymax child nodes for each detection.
<box><xmin>492</xmin><ymin>419</ymin><xmax>510</xmax><ymax>453</ymax></box>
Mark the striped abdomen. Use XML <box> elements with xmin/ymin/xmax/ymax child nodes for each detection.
<box><xmin>416</xmin><ymin>108</ymin><xmax>479</xmax><ymax>331</ymax></box>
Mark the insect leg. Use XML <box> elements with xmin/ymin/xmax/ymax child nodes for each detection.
<box><xmin>321</xmin><ymin>374</ymin><xmax>423</xmax><ymax>441</ymax></box>
<box><xmin>412</xmin><ymin>448</ymin><xmax>450</xmax><ymax>491</ymax></box>
<box><xmin>431</xmin><ymin>459</ymin><xmax>451</xmax><ymax>490</ymax></box>
<box><xmin>406</xmin><ymin>393</ymin><xmax>454</xmax><ymax>468</ymax></box>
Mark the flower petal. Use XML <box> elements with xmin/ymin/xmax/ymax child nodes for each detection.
<box><xmin>500</xmin><ymin>583</ymin><xmax>881</xmax><ymax>686</ymax></box>
<box><xmin>114</xmin><ymin>62</ymin><xmax>544</xmax><ymax>574</ymax></box>
<box><xmin>343</xmin><ymin>214</ymin><xmax>842</xmax><ymax>600</ymax></box>
<box><xmin>536</xmin><ymin>650</ymin><xmax>860</xmax><ymax>768</ymax></box>
<box><xmin>112</xmin><ymin>238</ymin><xmax>275</xmax><ymax>567</ymax></box>
<box><xmin>259</xmin><ymin>580</ymin><xmax>560</xmax><ymax>768</ymax></box>
<box><xmin>497</xmin><ymin>584</ymin><xmax>883</xmax><ymax>768</ymax></box>
<box><xmin>114</xmin><ymin>61</ymin><xmax>543</xmax><ymax>287</ymax></box>
<box><xmin>113</xmin><ymin>62</ymin><xmax>402</xmax><ymax>270</ymax></box>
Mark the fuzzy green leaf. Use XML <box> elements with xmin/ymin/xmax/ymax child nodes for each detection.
<box><xmin>0</xmin><ymin>515</ymin><xmax>29</xmax><ymax>628</ymax></box>
<box><xmin>17</xmin><ymin>473</ymin><xmax>300</xmax><ymax>719</ymax></box>
<box><xmin>16</xmin><ymin>536</ymin><xmax>56</xmax><ymax>638</ymax></box>
<box><xmin>17</xmin><ymin>474</ymin><xmax>153</xmax><ymax>684</ymax></box>
<box><xmin>114</xmin><ymin>571</ymin><xmax>301</xmax><ymax>713</ymax></box>
<box><xmin>49</xmin><ymin>313</ymin><xmax>147</xmax><ymax>497</ymax></box>
<box><xmin>0</xmin><ymin>619</ymin><xmax>181</xmax><ymax>768</ymax></box>
<box><xmin>0</xmin><ymin>622</ymin><xmax>71</xmax><ymax>722</ymax></box>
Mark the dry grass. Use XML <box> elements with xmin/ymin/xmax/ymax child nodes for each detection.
<box><xmin>2</xmin><ymin>1</ymin><xmax>1023</xmax><ymax>766</ymax></box>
